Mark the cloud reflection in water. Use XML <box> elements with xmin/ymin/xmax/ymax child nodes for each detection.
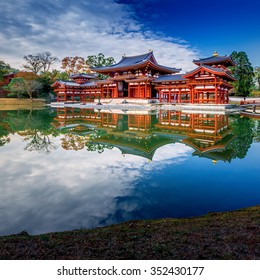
<box><xmin>0</xmin><ymin>134</ymin><xmax>192</xmax><ymax>235</ymax></box>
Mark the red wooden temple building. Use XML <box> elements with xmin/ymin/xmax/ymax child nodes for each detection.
<box><xmin>52</xmin><ymin>51</ymin><xmax>236</xmax><ymax>104</ymax></box>
<box><xmin>155</xmin><ymin>51</ymin><xmax>236</xmax><ymax>104</ymax></box>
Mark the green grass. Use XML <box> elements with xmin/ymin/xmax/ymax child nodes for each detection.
<box><xmin>251</xmin><ymin>90</ymin><xmax>260</xmax><ymax>97</ymax></box>
<box><xmin>0</xmin><ymin>205</ymin><xmax>259</xmax><ymax>260</ymax></box>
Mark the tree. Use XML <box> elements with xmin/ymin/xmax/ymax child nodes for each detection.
<box><xmin>39</xmin><ymin>52</ymin><xmax>59</xmax><ymax>73</ymax></box>
<box><xmin>23</xmin><ymin>130</ymin><xmax>57</xmax><ymax>153</ymax></box>
<box><xmin>55</xmin><ymin>71</ymin><xmax>69</xmax><ymax>81</ymax></box>
<box><xmin>44</xmin><ymin>69</ymin><xmax>69</xmax><ymax>81</ymax></box>
<box><xmin>229</xmin><ymin>115</ymin><xmax>255</xmax><ymax>159</ymax></box>
<box><xmin>23</xmin><ymin>52</ymin><xmax>58</xmax><ymax>74</ymax></box>
<box><xmin>16</xmin><ymin>71</ymin><xmax>38</xmax><ymax>80</ymax></box>
<box><xmin>61</xmin><ymin>134</ymin><xmax>86</xmax><ymax>150</ymax></box>
<box><xmin>0</xmin><ymin>108</ymin><xmax>59</xmax><ymax>151</ymax></box>
<box><xmin>4</xmin><ymin>78</ymin><xmax>25</xmax><ymax>99</ymax></box>
<box><xmin>4</xmin><ymin>77</ymin><xmax>42</xmax><ymax>99</ymax></box>
<box><xmin>61</xmin><ymin>56</ymin><xmax>86</xmax><ymax>75</ymax></box>
<box><xmin>0</xmin><ymin>60</ymin><xmax>12</xmax><ymax>82</ymax></box>
<box><xmin>16</xmin><ymin>71</ymin><xmax>47</xmax><ymax>98</ymax></box>
<box><xmin>0</xmin><ymin>60</ymin><xmax>11</xmax><ymax>70</ymax></box>
<box><xmin>35</xmin><ymin>70</ymin><xmax>69</xmax><ymax>96</ymax></box>
<box><xmin>86</xmin><ymin>53</ymin><xmax>115</xmax><ymax>68</ymax></box>
<box><xmin>86</xmin><ymin>53</ymin><xmax>115</xmax><ymax>79</ymax></box>
<box><xmin>230</xmin><ymin>51</ymin><xmax>254</xmax><ymax>97</ymax></box>
<box><xmin>23</xmin><ymin>54</ymin><xmax>43</xmax><ymax>74</ymax></box>
<box><xmin>36</xmin><ymin>74</ymin><xmax>53</xmax><ymax>98</ymax></box>
<box><xmin>23</xmin><ymin>79</ymin><xmax>42</xmax><ymax>99</ymax></box>
<box><xmin>254</xmin><ymin>67</ymin><xmax>260</xmax><ymax>90</ymax></box>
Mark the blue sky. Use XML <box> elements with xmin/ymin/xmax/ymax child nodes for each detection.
<box><xmin>0</xmin><ymin>0</ymin><xmax>259</xmax><ymax>71</ymax></box>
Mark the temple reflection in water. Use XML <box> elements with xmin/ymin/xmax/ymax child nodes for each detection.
<box><xmin>52</xmin><ymin>107</ymin><xmax>236</xmax><ymax>163</ymax></box>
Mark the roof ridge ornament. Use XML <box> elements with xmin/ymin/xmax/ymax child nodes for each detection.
<box><xmin>213</xmin><ymin>51</ymin><xmax>218</xmax><ymax>57</ymax></box>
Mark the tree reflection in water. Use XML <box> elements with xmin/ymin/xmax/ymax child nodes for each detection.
<box><xmin>23</xmin><ymin>129</ymin><xmax>57</xmax><ymax>153</ymax></box>
<box><xmin>0</xmin><ymin>108</ymin><xmax>260</xmax><ymax>161</ymax></box>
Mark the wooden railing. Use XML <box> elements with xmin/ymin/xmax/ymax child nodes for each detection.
<box><xmin>240</xmin><ymin>100</ymin><xmax>260</xmax><ymax>105</ymax></box>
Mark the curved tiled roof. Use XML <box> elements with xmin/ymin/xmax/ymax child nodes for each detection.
<box><xmin>154</xmin><ymin>74</ymin><xmax>186</xmax><ymax>83</ymax></box>
<box><xmin>70</xmin><ymin>73</ymin><xmax>97</xmax><ymax>79</ymax></box>
<box><xmin>112</xmin><ymin>52</ymin><xmax>153</xmax><ymax>67</ymax></box>
<box><xmin>92</xmin><ymin>51</ymin><xmax>180</xmax><ymax>74</ymax></box>
<box><xmin>183</xmin><ymin>65</ymin><xmax>236</xmax><ymax>81</ymax></box>
<box><xmin>193</xmin><ymin>55</ymin><xmax>236</xmax><ymax>66</ymax></box>
<box><xmin>52</xmin><ymin>80</ymin><xmax>99</xmax><ymax>87</ymax></box>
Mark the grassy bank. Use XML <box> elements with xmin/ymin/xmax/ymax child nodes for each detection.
<box><xmin>251</xmin><ymin>90</ymin><xmax>260</xmax><ymax>97</ymax></box>
<box><xmin>0</xmin><ymin>98</ymin><xmax>46</xmax><ymax>110</ymax></box>
<box><xmin>0</xmin><ymin>205</ymin><xmax>259</xmax><ymax>260</ymax></box>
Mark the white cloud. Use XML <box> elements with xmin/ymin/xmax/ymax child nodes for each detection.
<box><xmin>0</xmin><ymin>0</ymin><xmax>198</xmax><ymax>71</ymax></box>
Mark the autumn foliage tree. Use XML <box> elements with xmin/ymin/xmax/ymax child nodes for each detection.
<box><xmin>16</xmin><ymin>71</ymin><xmax>38</xmax><ymax>80</ymax></box>
<box><xmin>61</xmin><ymin>56</ymin><xmax>86</xmax><ymax>75</ymax></box>
<box><xmin>61</xmin><ymin>53</ymin><xmax>115</xmax><ymax>77</ymax></box>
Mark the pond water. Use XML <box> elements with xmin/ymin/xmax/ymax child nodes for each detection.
<box><xmin>0</xmin><ymin>107</ymin><xmax>259</xmax><ymax>236</ymax></box>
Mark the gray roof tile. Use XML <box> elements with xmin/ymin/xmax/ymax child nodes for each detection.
<box><xmin>94</xmin><ymin>52</ymin><xmax>153</xmax><ymax>70</ymax></box>
<box><xmin>193</xmin><ymin>55</ymin><xmax>235</xmax><ymax>66</ymax></box>
<box><xmin>154</xmin><ymin>74</ymin><xmax>186</xmax><ymax>83</ymax></box>
<box><xmin>70</xmin><ymin>73</ymin><xmax>97</xmax><ymax>79</ymax></box>
<box><xmin>56</xmin><ymin>80</ymin><xmax>98</xmax><ymax>87</ymax></box>
<box><xmin>92</xmin><ymin>51</ymin><xmax>180</xmax><ymax>74</ymax></box>
<box><xmin>184</xmin><ymin>65</ymin><xmax>236</xmax><ymax>80</ymax></box>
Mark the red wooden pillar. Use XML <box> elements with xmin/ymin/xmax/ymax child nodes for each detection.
<box><xmin>190</xmin><ymin>86</ymin><xmax>193</xmax><ymax>104</ymax></box>
<box><xmin>214</xmin><ymin>115</ymin><xmax>218</xmax><ymax>133</ymax></box>
<box><xmin>101</xmin><ymin>86</ymin><xmax>104</xmax><ymax>99</ymax></box>
<box><xmin>191</xmin><ymin>114</ymin><xmax>194</xmax><ymax>130</ymax></box>
<box><xmin>84</xmin><ymin>91</ymin><xmax>87</xmax><ymax>102</ymax></box>
<box><xmin>226</xmin><ymin>90</ymin><xmax>229</xmax><ymax>104</ymax></box>
<box><xmin>114</xmin><ymin>87</ymin><xmax>117</xmax><ymax>98</ymax></box>
<box><xmin>147</xmin><ymin>84</ymin><xmax>151</xmax><ymax>99</ymax></box>
<box><xmin>214</xmin><ymin>77</ymin><xmax>218</xmax><ymax>104</ymax></box>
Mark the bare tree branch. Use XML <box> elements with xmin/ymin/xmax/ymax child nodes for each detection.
<box><xmin>23</xmin><ymin>52</ymin><xmax>59</xmax><ymax>74</ymax></box>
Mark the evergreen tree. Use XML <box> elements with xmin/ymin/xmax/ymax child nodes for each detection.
<box><xmin>254</xmin><ymin>67</ymin><xmax>260</xmax><ymax>90</ymax></box>
<box><xmin>0</xmin><ymin>60</ymin><xmax>15</xmax><ymax>83</ymax></box>
<box><xmin>86</xmin><ymin>53</ymin><xmax>115</xmax><ymax>68</ymax></box>
<box><xmin>86</xmin><ymin>53</ymin><xmax>115</xmax><ymax>79</ymax></box>
<box><xmin>230</xmin><ymin>51</ymin><xmax>254</xmax><ymax>97</ymax></box>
